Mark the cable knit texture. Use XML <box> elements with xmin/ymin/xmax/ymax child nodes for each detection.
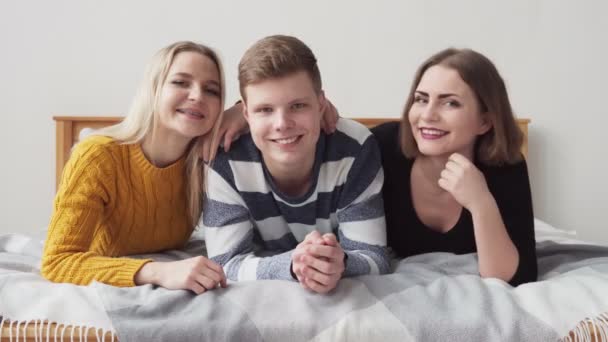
<box><xmin>42</xmin><ymin>135</ymin><xmax>192</xmax><ymax>287</ymax></box>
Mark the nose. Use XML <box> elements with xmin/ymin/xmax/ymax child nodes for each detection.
<box><xmin>188</xmin><ymin>85</ymin><xmax>204</xmax><ymax>103</ymax></box>
<box><xmin>274</xmin><ymin>110</ymin><xmax>294</xmax><ymax>131</ymax></box>
<box><xmin>420</xmin><ymin>102</ymin><xmax>439</xmax><ymax>122</ymax></box>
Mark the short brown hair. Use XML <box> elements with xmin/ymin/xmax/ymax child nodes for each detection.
<box><xmin>400</xmin><ymin>48</ymin><xmax>523</xmax><ymax>165</ymax></box>
<box><xmin>238</xmin><ymin>35</ymin><xmax>322</xmax><ymax>101</ymax></box>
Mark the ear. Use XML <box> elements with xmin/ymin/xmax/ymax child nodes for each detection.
<box><xmin>317</xmin><ymin>90</ymin><xmax>327</xmax><ymax>116</ymax></box>
<box><xmin>477</xmin><ymin>115</ymin><xmax>492</xmax><ymax>135</ymax></box>
<box><xmin>242</xmin><ymin>100</ymin><xmax>250</xmax><ymax>122</ymax></box>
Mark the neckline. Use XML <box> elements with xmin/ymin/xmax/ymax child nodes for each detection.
<box><xmin>261</xmin><ymin>133</ymin><xmax>325</xmax><ymax>205</ymax></box>
<box><xmin>131</xmin><ymin>143</ymin><xmax>186</xmax><ymax>176</ymax></box>
<box><xmin>406</xmin><ymin>157</ymin><xmax>464</xmax><ymax>236</ymax></box>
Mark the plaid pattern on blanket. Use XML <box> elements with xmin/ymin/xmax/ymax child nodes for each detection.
<box><xmin>2</xmin><ymin>231</ymin><xmax>608</xmax><ymax>342</ymax></box>
<box><xmin>95</xmin><ymin>241</ymin><xmax>608</xmax><ymax>342</ymax></box>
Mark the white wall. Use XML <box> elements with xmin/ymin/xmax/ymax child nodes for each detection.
<box><xmin>1</xmin><ymin>0</ymin><xmax>606</xmax><ymax>243</ymax></box>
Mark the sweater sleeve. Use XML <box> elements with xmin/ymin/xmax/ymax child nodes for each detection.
<box><xmin>487</xmin><ymin>159</ymin><xmax>538</xmax><ymax>286</ymax></box>
<box><xmin>41</xmin><ymin>138</ymin><xmax>150</xmax><ymax>287</ymax></box>
<box><xmin>336</xmin><ymin>133</ymin><xmax>390</xmax><ymax>276</ymax></box>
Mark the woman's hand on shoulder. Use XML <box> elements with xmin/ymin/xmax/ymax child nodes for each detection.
<box><xmin>321</xmin><ymin>99</ymin><xmax>339</xmax><ymax>134</ymax></box>
<box><xmin>135</xmin><ymin>256</ymin><xmax>227</xmax><ymax>294</ymax></box>
<box><xmin>438</xmin><ymin>153</ymin><xmax>493</xmax><ymax>212</ymax></box>
<box><xmin>199</xmin><ymin>101</ymin><xmax>248</xmax><ymax>162</ymax></box>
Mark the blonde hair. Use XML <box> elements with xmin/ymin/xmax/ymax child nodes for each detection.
<box><xmin>95</xmin><ymin>41</ymin><xmax>225</xmax><ymax>225</ymax></box>
<box><xmin>400</xmin><ymin>48</ymin><xmax>523</xmax><ymax>165</ymax></box>
<box><xmin>238</xmin><ymin>35</ymin><xmax>322</xmax><ymax>101</ymax></box>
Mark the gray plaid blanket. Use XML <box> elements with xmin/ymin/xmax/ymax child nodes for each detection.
<box><xmin>94</xmin><ymin>241</ymin><xmax>608</xmax><ymax>342</ymax></box>
<box><xmin>2</xmin><ymin>231</ymin><xmax>608</xmax><ymax>342</ymax></box>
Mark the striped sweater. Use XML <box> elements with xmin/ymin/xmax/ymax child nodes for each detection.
<box><xmin>201</xmin><ymin>118</ymin><xmax>390</xmax><ymax>281</ymax></box>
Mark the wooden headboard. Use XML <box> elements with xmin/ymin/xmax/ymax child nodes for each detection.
<box><xmin>53</xmin><ymin>116</ymin><xmax>530</xmax><ymax>189</ymax></box>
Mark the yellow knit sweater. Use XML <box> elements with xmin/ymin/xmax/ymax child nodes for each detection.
<box><xmin>41</xmin><ymin>135</ymin><xmax>193</xmax><ymax>287</ymax></box>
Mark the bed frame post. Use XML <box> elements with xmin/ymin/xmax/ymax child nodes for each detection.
<box><xmin>55</xmin><ymin>118</ymin><xmax>73</xmax><ymax>189</ymax></box>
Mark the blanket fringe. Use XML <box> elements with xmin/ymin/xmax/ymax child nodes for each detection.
<box><xmin>561</xmin><ymin>312</ymin><xmax>608</xmax><ymax>342</ymax></box>
<box><xmin>0</xmin><ymin>317</ymin><xmax>115</xmax><ymax>342</ymax></box>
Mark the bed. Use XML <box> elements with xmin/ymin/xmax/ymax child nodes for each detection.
<box><xmin>1</xmin><ymin>116</ymin><xmax>606</xmax><ymax>342</ymax></box>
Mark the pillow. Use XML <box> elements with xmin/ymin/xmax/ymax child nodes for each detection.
<box><xmin>78</xmin><ymin>127</ymin><xmax>95</xmax><ymax>141</ymax></box>
<box><xmin>534</xmin><ymin>218</ymin><xmax>578</xmax><ymax>243</ymax></box>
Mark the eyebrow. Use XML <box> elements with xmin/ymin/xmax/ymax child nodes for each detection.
<box><xmin>171</xmin><ymin>72</ymin><xmax>193</xmax><ymax>78</ymax></box>
<box><xmin>251</xmin><ymin>97</ymin><xmax>313</xmax><ymax>108</ymax></box>
<box><xmin>415</xmin><ymin>90</ymin><xmax>459</xmax><ymax>99</ymax></box>
<box><xmin>170</xmin><ymin>72</ymin><xmax>220</xmax><ymax>86</ymax></box>
<box><xmin>289</xmin><ymin>97</ymin><xmax>312</xmax><ymax>104</ymax></box>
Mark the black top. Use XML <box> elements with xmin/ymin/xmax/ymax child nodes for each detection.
<box><xmin>372</xmin><ymin>121</ymin><xmax>537</xmax><ymax>286</ymax></box>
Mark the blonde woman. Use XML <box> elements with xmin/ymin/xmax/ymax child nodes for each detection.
<box><xmin>41</xmin><ymin>41</ymin><xmax>227</xmax><ymax>294</ymax></box>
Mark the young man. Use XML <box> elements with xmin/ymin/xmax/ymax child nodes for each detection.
<box><xmin>201</xmin><ymin>35</ymin><xmax>389</xmax><ymax>294</ymax></box>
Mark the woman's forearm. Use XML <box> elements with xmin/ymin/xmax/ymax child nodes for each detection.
<box><xmin>470</xmin><ymin>196</ymin><xmax>519</xmax><ymax>282</ymax></box>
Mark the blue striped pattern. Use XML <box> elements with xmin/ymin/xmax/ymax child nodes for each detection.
<box><xmin>201</xmin><ymin>118</ymin><xmax>390</xmax><ymax>281</ymax></box>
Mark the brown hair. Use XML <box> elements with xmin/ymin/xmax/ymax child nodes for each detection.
<box><xmin>238</xmin><ymin>35</ymin><xmax>322</xmax><ymax>101</ymax></box>
<box><xmin>400</xmin><ymin>48</ymin><xmax>523</xmax><ymax>165</ymax></box>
